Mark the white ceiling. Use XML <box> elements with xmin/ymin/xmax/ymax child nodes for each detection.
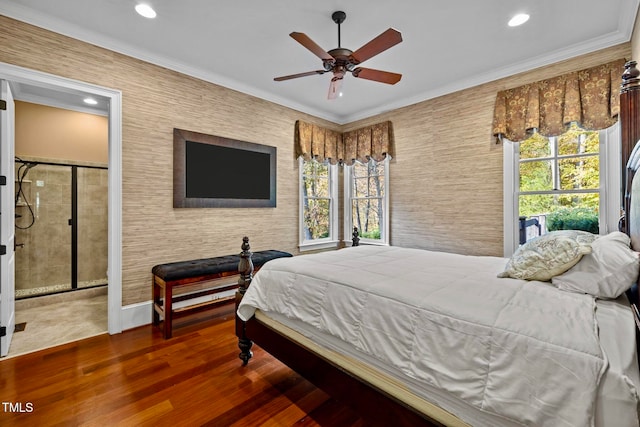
<box><xmin>0</xmin><ymin>0</ymin><xmax>638</xmax><ymax>124</ymax></box>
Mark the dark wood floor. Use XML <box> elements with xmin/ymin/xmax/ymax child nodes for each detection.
<box><xmin>0</xmin><ymin>304</ymin><xmax>365</xmax><ymax>426</ymax></box>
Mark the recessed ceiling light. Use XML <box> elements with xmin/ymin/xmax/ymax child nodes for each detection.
<box><xmin>135</xmin><ymin>4</ymin><xmax>157</xmax><ymax>19</ymax></box>
<box><xmin>508</xmin><ymin>13</ymin><xmax>530</xmax><ymax>27</ymax></box>
<box><xmin>83</xmin><ymin>97</ymin><xmax>98</xmax><ymax>105</ymax></box>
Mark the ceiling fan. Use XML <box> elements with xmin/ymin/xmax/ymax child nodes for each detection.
<box><xmin>274</xmin><ymin>11</ymin><xmax>403</xmax><ymax>99</ymax></box>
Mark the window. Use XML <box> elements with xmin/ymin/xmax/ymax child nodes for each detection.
<box><xmin>299</xmin><ymin>158</ymin><xmax>338</xmax><ymax>250</ymax></box>
<box><xmin>344</xmin><ymin>157</ymin><xmax>390</xmax><ymax>245</ymax></box>
<box><xmin>299</xmin><ymin>156</ymin><xmax>390</xmax><ymax>250</ymax></box>
<box><xmin>503</xmin><ymin>123</ymin><xmax>620</xmax><ymax>256</ymax></box>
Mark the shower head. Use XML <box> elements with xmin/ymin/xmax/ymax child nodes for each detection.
<box><xmin>16</xmin><ymin>160</ymin><xmax>37</xmax><ymax>174</ymax></box>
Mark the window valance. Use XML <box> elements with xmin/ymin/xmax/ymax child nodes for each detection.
<box><xmin>295</xmin><ymin>120</ymin><xmax>392</xmax><ymax>165</ymax></box>
<box><xmin>492</xmin><ymin>58</ymin><xmax>626</xmax><ymax>143</ymax></box>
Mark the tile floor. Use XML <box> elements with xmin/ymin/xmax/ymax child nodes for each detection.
<box><xmin>5</xmin><ymin>286</ymin><xmax>108</xmax><ymax>358</ymax></box>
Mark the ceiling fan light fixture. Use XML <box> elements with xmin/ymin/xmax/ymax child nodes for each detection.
<box><xmin>328</xmin><ymin>77</ymin><xmax>343</xmax><ymax>100</ymax></box>
<box><xmin>274</xmin><ymin>11</ymin><xmax>403</xmax><ymax>98</ymax></box>
<box><xmin>508</xmin><ymin>13</ymin><xmax>530</xmax><ymax>27</ymax></box>
<box><xmin>135</xmin><ymin>3</ymin><xmax>157</xmax><ymax>19</ymax></box>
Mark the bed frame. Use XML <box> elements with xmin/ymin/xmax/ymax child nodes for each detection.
<box><xmin>621</xmin><ymin>60</ymin><xmax>640</xmax><ymax>330</ymax></box>
<box><xmin>234</xmin><ymin>61</ymin><xmax>640</xmax><ymax>426</ymax></box>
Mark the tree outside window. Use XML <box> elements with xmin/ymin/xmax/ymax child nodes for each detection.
<box><xmin>518</xmin><ymin>123</ymin><xmax>600</xmax><ymax>242</ymax></box>
<box><xmin>301</xmin><ymin>159</ymin><xmax>332</xmax><ymax>241</ymax></box>
<box><xmin>350</xmin><ymin>159</ymin><xmax>386</xmax><ymax>241</ymax></box>
<box><xmin>300</xmin><ymin>156</ymin><xmax>389</xmax><ymax>249</ymax></box>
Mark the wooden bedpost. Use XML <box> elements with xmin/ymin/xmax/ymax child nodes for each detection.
<box><xmin>620</xmin><ymin>60</ymin><xmax>640</xmax><ymax>235</ymax></box>
<box><xmin>352</xmin><ymin>226</ymin><xmax>360</xmax><ymax>246</ymax></box>
<box><xmin>235</xmin><ymin>236</ymin><xmax>254</xmax><ymax>365</ymax></box>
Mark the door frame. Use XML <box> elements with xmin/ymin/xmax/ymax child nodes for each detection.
<box><xmin>1</xmin><ymin>79</ymin><xmax>16</xmax><ymax>356</ymax></box>
<box><xmin>0</xmin><ymin>61</ymin><xmax>123</xmax><ymax>334</ymax></box>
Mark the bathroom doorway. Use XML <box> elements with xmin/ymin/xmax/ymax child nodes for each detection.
<box><xmin>8</xmin><ymin>101</ymin><xmax>109</xmax><ymax>356</ymax></box>
<box><xmin>0</xmin><ymin>61</ymin><xmax>123</xmax><ymax>358</ymax></box>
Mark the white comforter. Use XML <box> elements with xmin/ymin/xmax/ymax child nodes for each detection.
<box><xmin>237</xmin><ymin>246</ymin><xmax>607</xmax><ymax>426</ymax></box>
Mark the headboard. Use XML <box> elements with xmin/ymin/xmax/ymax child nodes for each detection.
<box><xmin>620</xmin><ymin>60</ymin><xmax>640</xmax><ymax>322</ymax></box>
<box><xmin>621</xmin><ymin>61</ymin><xmax>640</xmax><ymax>242</ymax></box>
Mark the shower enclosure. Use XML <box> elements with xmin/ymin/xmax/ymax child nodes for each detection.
<box><xmin>14</xmin><ymin>159</ymin><xmax>108</xmax><ymax>298</ymax></box>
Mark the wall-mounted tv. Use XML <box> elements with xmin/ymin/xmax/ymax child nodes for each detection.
<box><xmin>173</xmin><ymin>128</ymin><xmax>276</xmax><ymax>208</ymax></box>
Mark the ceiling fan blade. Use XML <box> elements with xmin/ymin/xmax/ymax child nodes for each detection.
<box><xmin>290</xmin><ymin>32</ymin><xmax>334</xmax><ymax>62</ymax></box>
<box><xmin>328</xmin><ymin>77</ymin><xmax>344</xmax><ymax>100</ymax></box>
<box><xmin>352</xmin><ymin>67</ymin><xmax>402</xmax><ymax>85</ymax></box>
<box><xmin>274</xmin><ymin>70</ymin><xmax>327</xmax><ymax>81</ymax></box>
<box><xmin>350</xmin><ymin>28</ymin><xmax>402</xmax><ymax>64</ymax></box>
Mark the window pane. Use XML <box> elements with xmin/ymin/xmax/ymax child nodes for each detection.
<box><xmin>519</xmin><ymin>193</ymin><xmax>599</xmax><ymax>217</ymax></box>
<box><xmin>303</xmin><ymin>198</ymin><xmax>330</xmax><ymax>240</ymax></box>
<box><xmin>303</xmin><ymin>160</ymin><xmax>329</xmax><ymax>177</ymax></box>
<box><xmin>518</xmin><ymin>193</ymin><xmax>599</xmax><ymax>242</ymax></box>
<box><xmin>557</xmin><ymin>126</ymin><xmax>598</xmax><ymax>155</ymax></box>
<box><xmin>352</xmin><ymin>199</ymin><xmax>382</xmax><ymax>240</ymax></box>
<box><xmin>353</xmin><ymin>177</ymin><xmax>386</xmax><ymax>197</ymax></box>
<box><xmin>519</xmin><ymin>160</ymin><xmax>553</xmax><ymax>191</ymax></box>
<box><xmin>559</xmin><ymin>156</ymin><xmax>599</xmax><ymax>190</ymax></box>
<box><xmin>303</xmin><ymin>160</ymin><xmax>330</xmax><ymax>198</ymax></box>
<box><xmin>303</xmin><ymin>177</ymin><xmax>329</xmax><ymax>197</ymax></box>
<box><xmin>351</xmin><ymin>159</ymin><xmax>386</xmax><ymax>242</ymax></box>
<box><xmin>352</xmin><ymin>161</ymin><xmax>385</xmax><ymax>198</ymax></box>
<box><xmin>519</xmin><ymin>133</ymin><xmax>551</xmax><ymax>159</ymax></box>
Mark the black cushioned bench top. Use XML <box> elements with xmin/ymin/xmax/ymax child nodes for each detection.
<box><xmin>152</xmin><ymin>250</ymin><xmax>292</xmax><ymax>282</ymax></box>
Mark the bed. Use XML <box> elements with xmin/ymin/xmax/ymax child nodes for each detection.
<box><xmin>234</xmin><ymin>61</ymin><xmax>640</xmax><ymax>426</ymax></box>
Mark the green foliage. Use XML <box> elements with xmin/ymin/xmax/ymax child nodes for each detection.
<box><xmin>546</xmin><ymin>207</ymin><xmax>599</xmax><ymax>234</ymax></box>
<box><xmin>359</xmin><ymin>229</ymin><xmax>381</xmax><ymax>239</ymax></box>
<box><xmin>352</xmin><ymin>160</ymin><xmax>384</xmax><ymax>241</ymax></box>
<box><xmin>302</xmin><ymin>160</ymin><xmax>331</xmax><ymax>240</ymax></box>
<box><xmin>518</xmin><ymin>124</ymin><xmax>600</xmax><ymax>218</ymax></box>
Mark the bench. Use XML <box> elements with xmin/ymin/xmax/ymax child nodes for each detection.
<box><xmin>152</xmin><ymin>248</ymin><xmax>292</xmax><ymax>338</ymax></box>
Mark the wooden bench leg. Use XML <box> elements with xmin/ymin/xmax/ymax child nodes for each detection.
<box><xmin>163</xmin><ymin>282</ymin><xmax>173</xmax><ymax>339</ymax></box>
<box><xmin>152</xmin><ymin>276</ymin><xmax>161</xmax><ymax>327</ymax></box>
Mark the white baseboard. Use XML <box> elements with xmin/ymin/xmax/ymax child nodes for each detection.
<box><xmin>121</xmin><ymin>300</ymin><xmax>152</xmax><ymax>331</ymax></box>
<box><xmin>120</xmin><ymin>289</ymin><xmax>237</xmax><ymax>331</ymax></box>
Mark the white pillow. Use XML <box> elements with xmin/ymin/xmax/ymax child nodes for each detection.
<box><xmin>498</xmin><ymin>230</ymin><xmax>597</xmax><ymax>281</ymax></box>
<box><xmin>552</xmin><ymin>231</ymin><xmax>640</xmax><ymax>298</ymax></box>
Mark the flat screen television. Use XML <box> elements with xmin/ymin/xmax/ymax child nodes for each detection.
<box><xmin>173</xmin><ymin>128</ymin><xmax>276</xmax><ymax>208</ymax></box>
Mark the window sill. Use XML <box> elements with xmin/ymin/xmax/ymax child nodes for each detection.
<box><xmin>343</xmin><ymin>240</ymin><xmax>389</xmax><ymax>247</ymax></box>
<box><xmin>299</xmin><ymin>240</ymin><xmax>340</xmax><ymax>252</ymax></box>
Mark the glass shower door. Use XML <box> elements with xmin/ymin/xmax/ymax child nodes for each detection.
<box><xmin>76</xmin><ymin>167</ymin><xmax>108</xmax><ymax>289</ymax></box>
<box><xmin>15</xmin><ymin>161</ymin><xmax>108</xmax><ymax>298</ymax></box>
<box><xmin>15</xmin><ymin>163</ymin><xmax>72</xmax><ymax>297</ymax></box>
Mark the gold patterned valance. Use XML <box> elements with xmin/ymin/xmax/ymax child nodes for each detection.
<box><xmin>295</xmin><ymin>120</ymin><xmax>392</xmax><ymax>165</ymax></box>
<box><xmin>492</xmin><ymin>58</ymin><xmax>626</xmax><ymax>142</ymax></box>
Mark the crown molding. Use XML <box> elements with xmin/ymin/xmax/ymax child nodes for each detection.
<box><xmin>2</xmin><ymin>1</ymin><xmax>638</xmax><ymax>126</ymax></box>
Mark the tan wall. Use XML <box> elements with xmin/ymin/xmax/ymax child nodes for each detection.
<box><xmin>0</xmin><ymin>15</ymin><xmax>631</xmax><ymax>306</ymax></box>
<box><xmin>14</xmin><ymin>101</ymin><xmax>108</xmax><ymax>163</ymax></box>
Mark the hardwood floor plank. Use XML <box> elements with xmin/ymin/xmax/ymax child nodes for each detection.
<box><xmin>119</xmin><ymin>399</ymin><xmax>175</xmax><ymax>426</ymax></box>
<box><xmin>0</xmin><ymin>304</ymin><xmax>363</xmax><ymax>426</ymax></box>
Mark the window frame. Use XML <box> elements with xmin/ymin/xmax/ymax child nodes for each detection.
<box><xmin>298</xmin><ymin>157</ymin><xmax>339</xmax><ymax>251</ymax></box>
<box><xmin>503</xmin><ymin>123</ymin><xmax>620</xmax><ymax>256</ymax></box>
<box><xmin>343</xmin><ymin>157</ymin><xmax>390</xmax><ymax>246</ymax></box>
